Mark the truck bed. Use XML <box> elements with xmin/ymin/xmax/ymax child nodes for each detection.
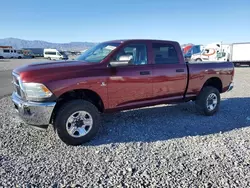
<box><xmin>185</xmin><ymin>61</ymin><xmax>234</xmax><ymax>98</ymax></box>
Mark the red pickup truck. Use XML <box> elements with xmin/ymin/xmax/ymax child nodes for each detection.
<box><xmin>11</xmin><ymin>39</ymin><xmax>234</xmax><ymax>145</ymax></box>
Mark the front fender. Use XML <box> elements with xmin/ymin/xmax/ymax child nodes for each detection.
<box><xmin>46</xmin><ymin>77</ymin><xmax>108</xmax><ymax>109</ymax></box>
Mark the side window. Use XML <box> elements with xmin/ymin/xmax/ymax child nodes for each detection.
<box><xmin>152</xmin><ymin>43</ymin><xmax>179</xmax><ymax>64</ymax></box>
<box><xmin>193</xmin><ymin>46</ymin><xmax>200</xmax><ymax>54</ymax></box>
<box><xmin>45</xmin><ymin>51</ymin><xmax>56</xmax><ymax>55</ymax></box>
<box><xmin>114</xmin><ymin>43</ymin><xmax>148</xmax><ymax>65</ymax></box>
<box><xmin>3</xmin><ymin>49</ymin><xmax>10</xmax><ymax>53</ymax></box>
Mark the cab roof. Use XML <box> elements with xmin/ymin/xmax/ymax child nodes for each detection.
<box><xmin>103</xmin><ymin>39</ymin><xmax>179</xmax><ymax>44</ymax></box>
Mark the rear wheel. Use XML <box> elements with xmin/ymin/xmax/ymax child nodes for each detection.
<box><xmin>54</xmin><ymin>100</ymin><xmax>101</xmax><ymax>146</ymax></box>
<box><xmin>195</xmin><ymin>86</ymin><xmax>220</xmax><ymax>116</ymax></box>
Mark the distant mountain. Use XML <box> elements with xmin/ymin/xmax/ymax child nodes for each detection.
<box><xmin>0</xmin><ymin>38</ymin><xmax>97</xmax><ymax>51</ymax></box>
<box><xmin>0</xmin><ymin>38</ymin><xmax>195</xmax><ymax>51</ymax></box>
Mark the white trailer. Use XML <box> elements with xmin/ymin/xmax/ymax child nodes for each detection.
<box><xmin>230</xmin><ymin>42</ymin><xmax>250</xmax><ymax>67</ymax></box>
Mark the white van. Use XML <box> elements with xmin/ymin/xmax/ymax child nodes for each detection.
<box><xmin>0</xmin><ymin>48</ymin><xmax>23</xmax><ymax>59</ymax></box>
<box><xmin>43</xmin><ymin>48</ymin><xmax>64</xmax><ymax>60</ymax></box>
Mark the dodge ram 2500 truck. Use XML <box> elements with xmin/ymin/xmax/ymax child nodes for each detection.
<box><xmin>11</xmin><ymin>39</ymin><xmax>234</xmax><ymax>145</ymax></box>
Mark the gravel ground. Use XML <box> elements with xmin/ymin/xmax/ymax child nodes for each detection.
<box><xmin>0</xmin><ymin>68</ymin><xmax>250</xmax><ymax>187</ymax></box>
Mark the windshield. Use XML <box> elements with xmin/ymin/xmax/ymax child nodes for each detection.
<box><xmin>76</xmin><ymin>42</ymin><xmax>121</xmax><ymax>62</ymax></box>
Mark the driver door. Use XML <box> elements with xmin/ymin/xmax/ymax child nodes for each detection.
<box><xmin>107</xmin><ymin>42</ymin><xmax>153</xmax><ymax>109</ymax></box>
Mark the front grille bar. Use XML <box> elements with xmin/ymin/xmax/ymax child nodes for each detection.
<box><xmin>12</xmin><ymin>72</ymin><xmax>24</xmax><ymax>99</ymax></box>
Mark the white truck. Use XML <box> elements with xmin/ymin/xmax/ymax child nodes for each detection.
<box><xmin>191</xmin><ymin>42</ymin><xmax>230</xmax><ymax>62</ymax></box>
<box><xmin>230</xmin><ymin>42</ymin><xmax>250</xmax><ymax>67</ymax></box>
<box><xmin>191</xmin><ymin>42</ymin><xmax>250</xmax><ymax>67</ymax></box>
<box><xmin>0</xmin><ymin>48</ymin><xmax>24</xmax><ymax>59</ymax></box>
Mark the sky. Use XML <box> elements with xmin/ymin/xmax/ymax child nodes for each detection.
<box><xmin>1</xmin><ymin>0</ymin><xmax>250</xmax><ymax>45</ymax></box>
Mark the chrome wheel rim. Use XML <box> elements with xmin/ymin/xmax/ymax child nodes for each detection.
<box><xmin>206</xmin><ymin>93</ymin><xmax>217</xmax><ymax>111</ymax></box>
<box><xmin>66</xmin><ymin>111</ymin><xmax>93</xmax><ymax>138</ymax></box>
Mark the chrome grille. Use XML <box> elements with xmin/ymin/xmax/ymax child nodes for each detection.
<box><xmin>12</xmin><ymin>73</ymin><xmax>22</xmax><ymax>97</ymax></box>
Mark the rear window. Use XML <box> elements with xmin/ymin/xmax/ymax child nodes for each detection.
<box><xmin>152</xmin><ymin>43</ymin><xmax>179</xmax><ymax>64</ymax></box>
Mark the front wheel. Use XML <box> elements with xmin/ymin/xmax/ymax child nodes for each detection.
<box><xmin>195</xmin><ymin>86</ymin><xmax>220</xmax><ymax>116</ymax></box>
<box><xmin>54</xmin><ymin>100</ymin><xmax>101</xmax><ymax>146</ymax></box>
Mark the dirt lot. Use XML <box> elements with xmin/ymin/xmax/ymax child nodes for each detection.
<box><xmin>0</xmin><ymin>66</ymin><xmax>250</xmax><ymax>187</ymax></box>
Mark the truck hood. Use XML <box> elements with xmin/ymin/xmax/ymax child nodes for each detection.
<box><xmin>13</xmin><ymin>60</ymin><xmax>101</xmax><ymax>83</ymax></box>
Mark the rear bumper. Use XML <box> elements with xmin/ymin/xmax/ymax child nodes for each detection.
<box><xmin>227</xmin><ymin>82</ymin><xmax>234</xmax><ymax>92</ymax></box>
<box><xmin>11</xmin><ymin>92</ymin><xmax>56</xmax><ymax>128</ymax></box>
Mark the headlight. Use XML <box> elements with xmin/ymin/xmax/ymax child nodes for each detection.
<box><xmin>22</xmin><ymin>83</ymin><xmax>53</xmax><ymax>100</ymax></box>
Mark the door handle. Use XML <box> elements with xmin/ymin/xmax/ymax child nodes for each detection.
<box><xmin>176</xmin><ymin>69</ymin><xmax>185</xmax><ymax>72</ymax></box>
<box><xmin>140</xmin><ymin>71</ymin><xmax>151</xmax><ymax>75</ymax></box>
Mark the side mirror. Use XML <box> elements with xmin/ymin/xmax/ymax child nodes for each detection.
<box><xmin>109</xmin><ymin>55</ymin><xmax>133</xmax><ymax>67</ymax></box>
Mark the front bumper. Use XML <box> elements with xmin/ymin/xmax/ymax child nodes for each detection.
<box><xmin>11</xmin><ymin>92</ymin><xmax>56</xmax><ymax>127</ymax></box>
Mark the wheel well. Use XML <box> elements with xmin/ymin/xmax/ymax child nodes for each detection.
<box><xmin>50</xmin><ymin>89</ymin><xmax>104</xmax><ymax>124</ymax></box>
<box><xmin>202</xmin><ymin>77</ymin><xmax>222</xmax><ymax>93</ymax></box>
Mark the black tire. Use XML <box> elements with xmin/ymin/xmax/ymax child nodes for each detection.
<box><xmin>48</xmin><ymin>57</ymin><xmax>51</xmax><ymax>60</ymax></box>
<box><xmin>195</xmin><ymin>86</ymin><xmax>220</xmax><ymax>116</ymax></box>
<box><xmin>18</xmin><ymin>56</ymin><xmax>22</xmax><ymax>59</ymax></box>
<box><xmin>54</xmin><ymin>100</ymin><xmax>101</xmax><ymax>146</ymax></box>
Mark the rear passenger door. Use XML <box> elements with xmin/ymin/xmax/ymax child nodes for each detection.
<box><xmin>151</xmin><ymin>42</ymin><xmax>188</xmax><ymax>99</ymax></box>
